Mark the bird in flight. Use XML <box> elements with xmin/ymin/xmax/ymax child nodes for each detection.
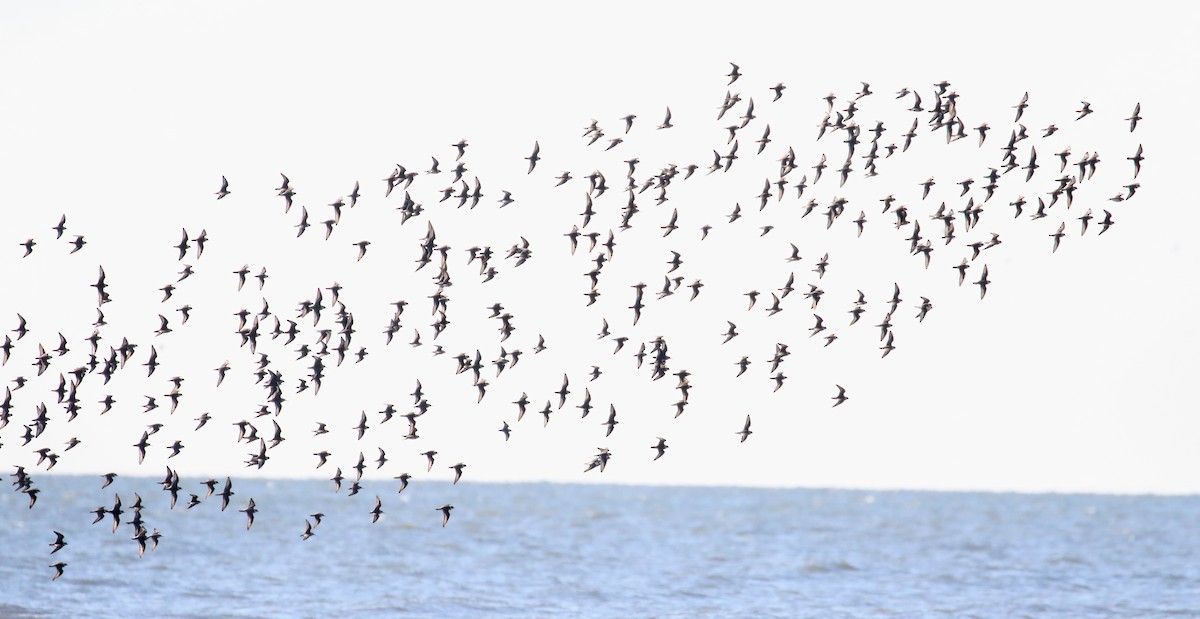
<box><xmin>526</xmin><ymin>141</ymin><xmax>540</xmax><ymax>174</ymax></box>
<box><xmin>737</xmin><ymin>415</ymin><xmax>752</xmax><ymax>443</ymax></box>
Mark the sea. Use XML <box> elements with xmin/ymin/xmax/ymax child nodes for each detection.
<box><xmin>1</xmin><ymin>475</ymin><xmax>1197</xmax><ymax>618</ymax></box>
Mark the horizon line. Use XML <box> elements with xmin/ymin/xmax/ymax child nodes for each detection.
<box><xmin>24</xmin><ymin>471</ymin><xmax>1200</xmax><ymax>499</ymax></box>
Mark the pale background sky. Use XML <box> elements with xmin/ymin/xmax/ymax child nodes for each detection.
<box><xmin>0</xmin><ymin>2</ymin><xmax>1196</xmax><ymax>494</ymax></box>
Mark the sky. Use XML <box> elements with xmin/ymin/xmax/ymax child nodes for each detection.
<box><xmin>0</xmin><ymin>1</ymin><xmax>1196</xmax><ymax>494</ymax></box>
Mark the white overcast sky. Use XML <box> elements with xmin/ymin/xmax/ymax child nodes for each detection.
<box><xmin>0</xmin><ymin>2</ymin><xmax>1196</xmax><ymax>494</ymax></box>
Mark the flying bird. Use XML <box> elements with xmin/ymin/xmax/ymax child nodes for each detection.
<box><xmin>526</xmin><ymin>141</ymin><xmax>540</xmax><ymax>174</ymax></box>
<box><xmin>49</xmin><ymin>531</ymin><xmax>67</xmax><ymax>554</ymax></box>
<box><xmin>651</xmin><ymin>438</ymin><xmax>668</xmax><ymax>460</ymax></box>
<box><xmin>831</xmin><ymin>385</ymin><xmax>848</xmax><ymax>407</ymax></box>
<box><xmin>371</xmin><ymin>496</ymin><xmax>384</xmax><ymax>523</ymax></box>
<box><xmin>736</xmin><ymin>415</ymin><xmax>752</xmax><ymax>442</ymax></box>
<box><xmin>1050</xmin><ymin>222</ymin><xmax>1066</xmax><ymax>253</ymax></box>
<box><xmin>974</xmin><ymin>265</ymin><xmax>991</xmax><ymax>299</ymax></box>
<box><xmin>1126</xmin><ymin>103</ymin><xmax>1142</xmax><ymax>132</ymax></box>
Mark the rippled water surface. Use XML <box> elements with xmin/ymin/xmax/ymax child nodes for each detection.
<box><xmin>2</xmin><ymin>476</ymin><xmax>1197</xmax><ymax>618</ymax></box>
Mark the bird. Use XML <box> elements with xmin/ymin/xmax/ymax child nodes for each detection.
<box><xmin>583</xmin><ymin>448</ymin><xmax>611</xmax><ymax>472</ymax></box>
<box><xmin>657</xmin><ymin>107</ymin><xmax>674</xmax><ymax>130</ymax></box>
<box><xmin>437</xmin><ymin>504</ymin><xmax>454</xmax><ymax>527</ymax></box>
<box><xmin>621</xmin><ymin>114</ymin><xmax>636</xmax><ymax>134</ymax></box>
<box><xmin>1013</xmin><ymin>92</ymin><xmax>1029</xmax><ymax>122</ymax></box>
<box><xmin>450</xmin><ymin>463</ymin><xmax>466</xmax><ymax>484</ymax></box>
<box><xmin>722</xmin><ymin>321</ymin><xmax>738</xmax><ymax>344</ymax></box>
<box><xmin>832</xmin><ymin>385</ymin><xmax>848</xmax><ymax>407</ymax></box>
<box><xmin>556</xmin><ymin>374</ymin><xmax>571</xmax><ymax>408</ymax></box>
<box><xmin>736</xmin><ymin>415</ymin><xmax>752</xmax><ymax>443</ymax></box>
<box><xmin>1128</xmin><ymin>144</ymin><xmax>1143</xmax><ymax>178</ymax></box>
<box><xmin>1126</xmin><ymin>103</ymin><xmax>1142</xmax><ymax>132</ymax></box>
<box><xmin>526</xmin><ymin>141</ymin><xmax>540</xmax><ymax>174</ymax></box>
<box><xmin>314</xmin><ymin>451</ymin><xmax>331</xmax><ymax>469</ymax></box>
<box><xmin>602</xmin><ymin>405</ymin><xmax>619</xmax><ymax>437</ymax></box>
<box><xmin>1050</xmin><ymin>223</ymin><xmax>1066</xmax><ymax>253</ymax></box>
<box><xmin>1024</xmin><ymin>146</ymin><xmax>1039</xmax><ymax>182</ymax></box>
<box><xmin>370</xmin><ymin>496</ymin><xmax>384</xmax><ymax>523</ymax></box>
<box><xmin>975</xmin><ymin>123</ymin><xmax>990</xmax><ymax>146</ymax></box>
<box><xmin>241</xmin><ymin>498</ymin><xmax>257</xmax><ymax>529</ymax></box>
<box><xmin>218</xmin><ymin>477</ymin><xmax>234</xmax><ymax>511</ymax></box>
<box><xmin>881</xmin><ymin>332</ymin><xmax>896</xmax><ymax>358</ymax></box>
<box><xmin>133</xmin><ymin>431</ymin><xmax>150</xmax><ymax>464</ymax></box>
<box><xmin>916</xmin><ymin>297</ymin><xmax>933</xmax><ymax>322</ymax></box>
<box><xmin>651</xmin><ymin>438</ymin><xmax>668</xmax><ymax>460</ymax></box>
<box><xmin>50</xmin><ymin>562</ymin><xmax>67</xmax><ymax>581</ymax></box>
<box><xmin>49</xmin><ymin>531</ymin><xmax>67</xmax><ymax>554</ymax></box>
<box><xmin>974</xmin><ymin>265</ymin><xmax>991</xmax><ymax>299</ymax></box>
<box><xmin>215</xmin><ymin>176</ymin><xmax>230</xmax><ymax>199</ymax></box>
<box><xmin>1075</xmin><ymin>101</ymin><xmax>1093</xmax><ymax>120</ymax></box>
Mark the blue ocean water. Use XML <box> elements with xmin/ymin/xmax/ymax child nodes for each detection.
<box><xmin>1</xmin><ymin>476</ymin><xmax>1197</xmax><ymax>618</ymax></box>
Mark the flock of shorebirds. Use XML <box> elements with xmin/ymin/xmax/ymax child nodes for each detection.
<box><xmin>3</xmin><ymin>63</ymin><xmax>1144</xmax><ymax>580</ymax></box>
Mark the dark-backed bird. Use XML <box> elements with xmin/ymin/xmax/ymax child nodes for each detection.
<box><xmin>832</xmin><ymin>385</ymin><xmax>848</xmax><ymax>407</ymax></box>
<box><xmin>450</xmin><ymin>462</ymin><xmax>466</xmax><ymax>484</ymax></box>
<box><xmin>1126</xmin><ymin>103</ymin><xmax>1141</xmax><ymax>132</ymax></box>
<box><xmin>526</xmin><ymin>141</ymin><xmax>540</xmax><ymax>174</ymax></box>
<box><xmin>736</xmin><ymin>415</ymin><xmax>752</xmax><ymax>443</ymax></box>
<box><xmin>50</xmin><ymin>531</ymin><xmax>67</xmax><ymax>554</ymax></box>
<box><xmin>651</xmin><ymin>438</ymin><xmax>668</xmax><ymax>460</ymax></box>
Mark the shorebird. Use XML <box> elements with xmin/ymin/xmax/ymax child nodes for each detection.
<box><xmin>736</xmin><ymin>415</ymin><xmax>752</xmax><ymax>442</ymax></box>
<box><xmin>1126</xmin><ymin>103</ymin><xmax>1142</xmax><ymax>132</ymax></box>
<box><xmin>974</xmin><ymin>265</ymin><xmax>991</xmax><ymax>299</ymax></box>
<box><xmin>832</xmin><ymin>385</ymin><xmax>848</xmax><ymax>407</ymax></box>
<box><xmin>526</xmin><ymin>142</ymin><xmax>540</xmax><ymax>174</ymax></box>
<box><xmin>371</xmin><ymin>496</ymin><xmax>384</xmax><ymax>523</ymax></box>
<box><xmin>49</xmin><ymin>531</ymin><xmax>67</xmax><ymax>554</ymax></box>
<box><xmin>450</xmin><ymin>463</ymin><xmax>466</xmax><ymax>484</ymax></box>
